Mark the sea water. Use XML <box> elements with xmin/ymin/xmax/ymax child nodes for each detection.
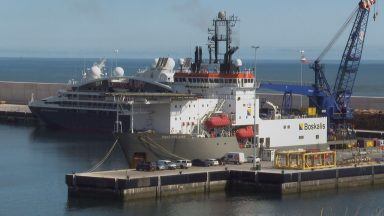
<box><xmin>0</xmin><ymin>57</ymin><xmax>383</xmax><ymax>96</ymax></box>
<box><xmin>1</xmin><ymin>58</ymin><xmax>384</xmax><ymax>215</ymax></box>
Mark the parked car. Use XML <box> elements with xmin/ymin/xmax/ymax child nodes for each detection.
<box><xmin>176</xmin><ymin>160</ymin><xmax>192</xmax><ymax>169</ymax></box>
<box><xmin>205</xmin><ymin>159</ymin><xmax>219</xmax><ymax>166</ymax></box>
<box><xmin>246</xmin><ymin>156</ymin><xmax>261</xmax><ymax>163</ymax></box>
<box><xmin>155</xmin><ymin>161</ymin><xmax>166</xmax><ymax>170</ymax></box>
<box><xmin>192</xmin><ymin>159</ymin><xmax>210</xmax><ymax>167</ymax></box>
<box><xmin>223</xmin><ymin>152</ymin><xmax>246</xmax><ymax>164</ymax></box>
<box><xmin>136</xmin><ymin>161</ymin><xmax>156</xmax><ymax>171</ymax></box>
<box><xmin>157</xmin><ymin>160</ymin><xmax>177</xmax><ymax>170</ymax></box>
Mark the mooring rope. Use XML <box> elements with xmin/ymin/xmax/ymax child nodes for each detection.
<box><xmin>86</xmin><ymin>138</ymin><xmax>119</xmax><ymax>173</ymax></box>
<box><xmin>138</xmin><ymin>134</ymin><xmax>186</xmax><ymax>160</ymax></box>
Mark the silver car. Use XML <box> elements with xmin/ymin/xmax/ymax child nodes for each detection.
<box><xmin>157</xmin><ymin>160</ymin><xmax>177</xmax><ymax>170</ymax></box>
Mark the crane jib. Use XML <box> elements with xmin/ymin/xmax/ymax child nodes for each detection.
<box><xmin>333</xmin><ymin>7</ymin><xmax>370</xmax><ymax>114</ymax></box>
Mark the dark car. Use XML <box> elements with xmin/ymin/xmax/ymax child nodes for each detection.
<box><xmin>192</xmin><ymin>159</ymin><xmax>209</xmax><ymax>167</ymax></box>
<box><xmin>136</xmin><ymin>161</ymin><xmax>156</xmax><ymax>171</ymax></box>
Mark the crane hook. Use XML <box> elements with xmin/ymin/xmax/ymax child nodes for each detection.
<box><xmin>373</xmin><ymin>0</ymin><xmax>379</xmax><ymax>21</ymax></box>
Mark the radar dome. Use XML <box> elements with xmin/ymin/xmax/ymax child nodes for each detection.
<box><xmin>235</xmin><ymin>59</ymin><xmax>243</xmax><ymax>67</ymax></box>
<box><xmin>87</xmin><ymin>65</ymin><xmax>102</xmax><ymax>79</ymax></box>
<box><xmin>218</xmin><ymin>11</ymin><xmax>226</xmax><ymax>19</ymax></box>
<box><xmin>178</xmin><ymin>58</ymin><xmax>185</xmax><ymax>66</ymax></box>
<box><xmin>114</xmin><ymin>67</ymin><xmax>124</xmax><ymax>77</ymax></box>
<box><xmin>164</xmin><ymin>58</ymin><xmax>175</xmax><ymax>70</ymax></box>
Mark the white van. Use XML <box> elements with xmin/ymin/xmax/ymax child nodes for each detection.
<box><xmin>224</xmin><ymin>152</ymin><xmax>246</xmax><ymax>164</ymax></box>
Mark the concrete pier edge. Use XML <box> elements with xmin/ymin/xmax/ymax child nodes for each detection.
<box><xmin>66</xmin><ymin>164</ymin><xmax>384</xmax><ymax>200</ymax></box>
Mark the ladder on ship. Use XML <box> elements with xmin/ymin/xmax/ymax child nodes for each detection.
<box><xmin>114</xmin><ymin>96</ymin><xmax>133</xmax><ymax>133</ymax></box>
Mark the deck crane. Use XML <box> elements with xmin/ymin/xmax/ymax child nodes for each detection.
<box><xmin>310</xmin><ymin>0</ymin><xmax>376</xmax><ymax>136</ymax></box>
<box><xmin>260</xmin><ymin>0</ymin><xmax>377</xmax><ymax>139</ymax></box>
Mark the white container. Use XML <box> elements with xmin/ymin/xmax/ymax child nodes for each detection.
<box><xmin>224</xmin><ymin>152</ymin><xmax>246</xmax><ymax>164</ymax></box>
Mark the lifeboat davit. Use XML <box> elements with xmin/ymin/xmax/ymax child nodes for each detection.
<box><xmin>236</xmin><ymin>126</ymin><xmax>254</xmax><ymax>140</ymax></box>
<box><xmin>205</xmin><ymin>114</ymin><xmax>231</xmax><ymax>128</ymax></box>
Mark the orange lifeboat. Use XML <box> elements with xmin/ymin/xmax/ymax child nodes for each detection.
<box><xmin>236</xmin><ymin>126</ymin><xmax>254</xmax><ymax>140</ymax></box>
<box><xmin>205</xmin><ymin>114</ymin><xmax>231</xmax><ymax>129</ymax></box>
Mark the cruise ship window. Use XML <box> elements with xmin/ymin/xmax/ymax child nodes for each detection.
<box><xmin>316</xmin><ymin>135</ymin><xmax>319</xmax><ymax>139</ymax></box>
<box><xmin>287</xmin><ymin>125</ymin><xmax>290</xmax><ymax>129</ymax></box>
<box><xmin>299</xmin><ymin>136</ymin><xmax>304</xmax><ymax>139</ymax></box>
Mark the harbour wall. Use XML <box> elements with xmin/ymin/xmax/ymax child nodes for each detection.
<box><xmin>0</xmin><ymin>81</ymin><xmax>68</xmax><ymax>104</ymax></box>
<box><xmin>0</xmin><ymin>81</ymin><xmax>383</xmax><ymax>110</ymax></box>
<box><xmin>66</xmin><ymin>165</ymin><xmax>384</xmax><ymax>200</ymax></box>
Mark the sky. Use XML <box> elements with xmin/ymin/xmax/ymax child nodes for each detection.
<box><xmin>0</xmin><ymin>0</ymin><xmax>383</xmax><ymax>60</ymax></box>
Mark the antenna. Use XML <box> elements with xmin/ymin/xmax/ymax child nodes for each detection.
<box><xmin>114</xmin><ymin>49</ymin><xmax>119</xmax><ymax>68</ymax></box>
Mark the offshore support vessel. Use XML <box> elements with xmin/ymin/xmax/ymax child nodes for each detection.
<box><xmin>114</xmin><ymin>11</ymin><xmax>327</xmax><ymax>162</ymax></box>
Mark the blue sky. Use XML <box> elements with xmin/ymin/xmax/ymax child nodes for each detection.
<box><xmin>0</xmin><ymin>0</ymin><xmax>383</xmax><ymax>60</ymax></box>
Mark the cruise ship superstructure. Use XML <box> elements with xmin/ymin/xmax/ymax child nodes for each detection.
<box><xmin>29</xmin><ymin>11</ymin><xmax>328</xmax><ymax>161</ymax></box>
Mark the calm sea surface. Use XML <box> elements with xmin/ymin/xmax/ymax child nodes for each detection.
<box><xmin>0</xmin><ymin>57</ymin><xmax>383</xmax><ymax>96</ymax></box>
<box><xmin>2</xmin><ymin>124</ymin><xmax>384</xmax><ymax>215</ymax></box>
<box><xmin>1</xmin><ymin>58</ymin><xmax>384</xmax><ymax>215</ymax></box>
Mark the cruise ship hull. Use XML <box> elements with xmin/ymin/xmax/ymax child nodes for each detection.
<box><xmin>29</xmin><ymin>106</ymin><xmax>130</xmax><ymax>132</ymax></box>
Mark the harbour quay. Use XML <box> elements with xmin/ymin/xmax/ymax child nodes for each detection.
<box><xmin>0</xmin><ymin>103</ymin><xmax>36</xmax><ymax>123</ymax></box>
<box><xmin>66</xmin><ymin>163</ymin><xmax>384</xmax><ymax>200</ymax></box>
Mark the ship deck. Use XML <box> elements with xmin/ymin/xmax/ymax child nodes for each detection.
<box><xmin>106</xmin><ymin>92</ymin><xmax>198</xmax><ymax>99</ymax></box>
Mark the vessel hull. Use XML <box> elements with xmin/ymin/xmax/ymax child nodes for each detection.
<box><xmin>29</xmin><ymin>106</ymin><xmax>130</xmax><ymax>132</ymax></box>
<box><xmin>116</xmin><ymin>132</ymin><xmax>327</xmax><ymax>162</ymax></box>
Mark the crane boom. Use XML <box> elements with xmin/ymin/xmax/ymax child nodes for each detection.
<box><xmin>333</xmin><ymin>1</ymin><xmax>373</xmax><ymax>119</ymax></box>
<box><xmin>310</xmin><ymin>0</ymin><xmax>375</xmax><ymax>122</ymax></box>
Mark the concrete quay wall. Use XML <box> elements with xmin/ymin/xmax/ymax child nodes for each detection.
<box><xmin>66</xmin><ymin>165</ymin><xmax>384</xmax><ymax>200</ymax></box>
<box><xmin>0</xmin><ymin>81</ymin><xmax>68</xmax><ymax>104</ymax></box>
